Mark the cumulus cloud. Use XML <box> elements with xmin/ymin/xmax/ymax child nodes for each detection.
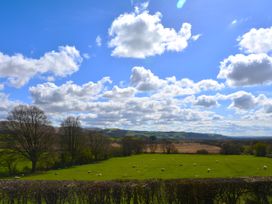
<box><xmin>238</xmin><ymin>27</ymin><xmax>272</xmax><ymax>54</ymax></box>
<box><xmin>103</xmin><ymin>86</ymin><xmax>137</xmax><ymax>100</ymax></box>
<box><xmin>0</xmin><ymin>46</ymin><xmax>82</xmax><ymax>87</ymax></box>
<box><xmin>108</xmin><ymin>6</ymin><xmax>197</xmax><ymax>58</ymax></box>
<box><xmin>194</xmin><ymin>95</ymin><xmax>218</xmax><ymax>108</ymax></box>
<box><xmin>228</xmin><ymin>91</ymin><xmax>258</xmax><ymax>110</ymax></box>
<box><xmin>30</xmin><ymin>77</ymin><xmax>111</xmax><ymax>112</ymax></box>
<box><xmin>218</xmin><ymin>53</ymin><xmax>272</xmax><ymax>86</ymax></box>
<box><xmin>130</xmin><ymin>66</ymin><xmax>166</xmax><ymax>91</ymax></box>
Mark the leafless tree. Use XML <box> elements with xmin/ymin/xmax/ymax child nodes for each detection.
<box><xmin>161</xmin><ymin>139</ymin><xmax>177</xmax><ymax>154</ymax></box>
<box><xmin>4</xmin><ymin>105</ymin><xmax>54</xmax><ymax>172</ymax></box>
<box><xmin>88</xmin><ymin>132</ymin><xmax>110</xmax><ymax>160</ymax></box>
<box><xmin>60</xmin><ymin>116</ymin><xmax>83</xmax><ymax>163</ymax></box>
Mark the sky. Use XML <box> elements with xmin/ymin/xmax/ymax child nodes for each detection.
<box><xmin>0</xmin><ymin>0</ymin><xmax>272</xmax><ymax>136</ymax></box>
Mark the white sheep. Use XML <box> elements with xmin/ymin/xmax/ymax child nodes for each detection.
<box><xmin>207</xmin><ymin>168</ymin><xmax>211</xmax><ymax>173</ymax></box>
<box><xmin>263</xmin><ymin>165</ymin><xmax>268</xmax><ymax>170</ymax></box>
<box><xmin>97</xmin><ymin>173</ymin><xmax>102</xmax><ymax>176</ymax></box>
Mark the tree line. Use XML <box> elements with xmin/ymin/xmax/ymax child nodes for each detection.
<box><xmin>0</xmin><ymin>105</ymin><xmax>174</xmax><ymax>175</ymax></box>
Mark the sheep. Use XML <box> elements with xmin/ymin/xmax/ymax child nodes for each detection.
<box><xmin>263</xmin><ymin>165</ymin><xmax>268</xmax><ymax>170</ymax></box>
<box><xmin>97</xmin><ymin>173</ymin><xmax>102</xmax><ymax>176</ymax></box>
<box><xmin>207</xmin><ymin>168</ymin><xmax>211</xmax><ymax>173</ymax></box>
<box><xmin>14</xmin><ymin>176</ymin><xmax>20</xmax><ymax>179</ymax></box>
<box><xmin>161</xmin><ymin>168</ymin><xmax>165</xmax><ymax>172</ymax></box>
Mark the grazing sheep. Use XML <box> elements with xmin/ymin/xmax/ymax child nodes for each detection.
<box><xmin>97</xmin><ymin>173</ymin><xmax>102</xmax><ymax>176</ymax></box>
<box><xmin>207</xmin><ymin>168</ymin><xmax>211</xmax><ymax>173</ymax></box>
<box><xmin>263</xmin><ymin>165</ymin><xmax>268</xmax><ymax>170</ymax></box>
<box><xmin>14</xmin><ymin>176</ymin><xmax>20</xmax><ymax>179</ymax></box>
<box><xmin>161</xmin><ymin>168</ymin><xmax>165</xmax><ymax>172</ymax></box>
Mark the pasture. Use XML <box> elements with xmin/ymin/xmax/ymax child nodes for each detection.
<box><xmin>23</xmin><ymin>154</ymin><xmax>272</xmax><ymax>180</ymax></box>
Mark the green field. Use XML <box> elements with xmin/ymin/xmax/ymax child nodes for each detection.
<box><xmin>22</xmin><ymin>154</ymin><xmax>272</xmax><ymax>180</ymax></box>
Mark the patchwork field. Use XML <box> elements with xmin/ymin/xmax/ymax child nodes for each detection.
<box><xmin>23</xmin><ymin>154</ymin><xmax>272</xmax><ymax>180</ymax></box>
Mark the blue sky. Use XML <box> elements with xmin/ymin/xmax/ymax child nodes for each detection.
<box><xmin>0</xmin><ymin>0</ymin><xmax>272</xmax><ymax>136</ymax></box>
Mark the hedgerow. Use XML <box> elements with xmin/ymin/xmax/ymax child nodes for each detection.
<box><xmin>0</xmin><ymin>177</ymin><xmax>271</xmax><ymax>204</ymax></box>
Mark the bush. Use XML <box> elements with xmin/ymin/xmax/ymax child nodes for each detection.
<box><xmin>196</xmin><ymin>149</ymin><xmax>209</xmax><ymax>154</ymax></box>
<box><xmin>253</xmin><ymin>142</ymin><xmax>267</xmax><ymax>157</ymax></box>
<box><xmin>0</xmin><ymin>178</ymin><xmax>271</xmax><ymax>203</ymax></box>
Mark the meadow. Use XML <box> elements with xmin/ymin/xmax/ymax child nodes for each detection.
<box><xmin>23</xmin><ymin>154</ymin><xmax>272</xmax><ymax>180</ymax></box>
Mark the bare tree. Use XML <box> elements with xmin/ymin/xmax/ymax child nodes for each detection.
<box><xmin>161</xmin><ymin>139</ymin><xmax>177</xmax><ymax>154</ymax></box>
<box><xmin>4</xmin><ymin>105</ymin><xmax>54</xmax><ymax>172</ymax></box>
<box><xmin>60</xmin><ymin>116</ymin><xmax>83</xmax><ymax>163</ymax></box>
<box><xmin>88</xmin><ymin>131</ymin><xmax>110</xmax><ymax>160</ymax></box>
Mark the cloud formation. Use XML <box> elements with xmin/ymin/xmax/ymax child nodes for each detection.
<box><xmin>0</xmin><ymin>46</ymin><xmax>82</xmax><ymax>87</ymax></box>
<box><xmin>108</xmin><ymin>7</ymin><xmax>196</xmax><ymax>58</ymax></box>
<box><xmin>218</xmin><ymin>53</ymin><xmax>272</xmax><ymax>87</ymax></box>
<box><xmin>238</xmin><ymin>27</ymin><xmax>272</xmax><ymax>54</ymax></box>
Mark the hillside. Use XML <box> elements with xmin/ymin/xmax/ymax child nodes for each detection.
<box><xmin>95</xmin><ymin>128</ymin><xmax>227</xmax><ymax>140</ymax></box>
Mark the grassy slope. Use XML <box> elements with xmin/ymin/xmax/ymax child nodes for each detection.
<box><xmin>23</xmin><ymin>154</ymin><xmax>272</xmax><ymax>180</ymax></box>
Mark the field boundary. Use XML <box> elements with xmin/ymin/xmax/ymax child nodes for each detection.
<box><xmin>1</xmin><ymin>177</ymin><xmax>272</xmax><ymax>203</ymax></box>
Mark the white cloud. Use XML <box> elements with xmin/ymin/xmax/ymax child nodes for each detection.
<box><xmin>238</xmin><ymin>27</ymin><xmax>272</xmax><ymax>54</ymax></box>
<box><xmin>218</xmin><ymin>53</ymin><xmax>272</xmax><ymax>86</ymax></box>
<box><xmin>0</xmin><ymin>46</ymin><xmax>82</xmax><ymax>87</ymax></box>
<box><xmin>228</xmin><ymin>91</ymin><xmax>258</xmax><ymax>110</ymax></box>
<box><xmin>192</xmin><ymin>34</ymin><xmax>201</xmax><ymax>41</ymax></box>
<box><xmin>194</xmin><ymin>95</ymin><xmax>218</xmax><ymax>108</ymax></box>
<box><xmin>108</xmin><ymin>7</ymin><xmax>197</xmax><ymax>58</ymax></box>
<box><xmin>96</xmin><ymin>35</ymin><xmax>102</xmax><ymax>47</ymax></box>
<box><xmin>27</xmin><ymin>65</ymin><xmax>272</xmax><ymax>135</ymax></box>
<box><xmin>30</xmin><ymin>77</ymin><xmax>111</xmax><ymax>112</ymax></box>
<box><xmin>103</xmin><ymin>86</ymin><xmax>137</xmax><ymax>100</ymax></box>
<box><xmin>130</xmin><ymin>66</ymin><xmax>166</xmax><ymax>91</ymax></box>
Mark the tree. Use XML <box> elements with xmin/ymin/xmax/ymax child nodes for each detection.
<box><xmin>161</xmin><ymin>139</ymin><xmax>177</xmax><ymax>154</ymax></box>
<box><xmin>88</xmin><ymin>131</ymin><xmax>110</xmax><ymax>161</ymax></box>
<box><xmin>148</xmin><ymin>136</ymin><xmax>158</xmax><ymax>153</ymax></box>
<box><xmin>4</xmin><ymin>105</ymin><xmax>54</xmax><ymax>172</ymax></box>
<box><xmin>60</xmin><ymin>116</ymin><xmax>83</xmax><ymax>163</ymax></box>
<box><xmin>121</xmin><ymin>136</ymin><xmax>144</xmax><ymax>156</ymax></box>
<box><xmin>0</xmin><ymin>150</ymin><xmax>19</xmax><ymax>176</ymax></box>
<box><xmin>220</xmin><ymin>142</ymin><xmax>243</xmax><ymax>155</ymax></box>
<box><xmin>253</xmin><ymin>142</ymin><xmax>267</xmax><ymax>157</ymax></box>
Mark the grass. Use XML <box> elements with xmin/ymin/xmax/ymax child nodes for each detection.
<box><xmin>21</xmin><ymin>154</ymin><xmax>272</xmax><ymax>180</ymax></box>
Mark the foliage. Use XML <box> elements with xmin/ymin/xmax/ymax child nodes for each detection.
<box><xmin>0</xmin><ymin>178</ymin><xmax>272</xmax><ymax>203</ymax></box>
<box><xmin>121</xmin><ymin>137</ymin><xmax>144</xmax><ymax>156</ymax></box>
<box><xmin>196</xmin><ymin>149</ymin><xmax>209</xmax><ymax>154</ymax></box>
<box><xmin>253</xmin><ymin>142</ymin><xmax>268</xmax><ymax>157</ymax></box>
<box><xmin>220</xmin><ymin>142</ymin><xmax>243</xmax><ymax>155</ymax></box>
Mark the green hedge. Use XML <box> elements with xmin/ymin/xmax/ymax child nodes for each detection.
<box><xmin>0</xmin><ymin>177</ymin><xmax>271</xmax><ymax>204</ymax></box>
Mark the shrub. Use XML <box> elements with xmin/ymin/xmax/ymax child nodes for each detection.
<box><xmin>196</xmin><ymin>149</ymin><xmax>209</xmax><ymax>154</ymax></box>
<box><xmin>0</xmin><ymin>178</ymin><xmax>271</xmax><ymax>204</ymax></box>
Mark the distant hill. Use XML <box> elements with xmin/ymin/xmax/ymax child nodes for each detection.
<box><xmin>94</xmin><ymin>128</ymin><xmax>227</xmax><ymax>140</ymax></box>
